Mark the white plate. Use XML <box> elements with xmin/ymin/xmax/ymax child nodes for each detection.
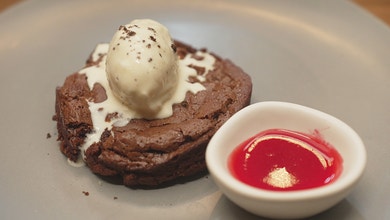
<box><xmin>1</xmin><ymin>0</ymin><xmax>389</xmax><ymax>219</ymax></box>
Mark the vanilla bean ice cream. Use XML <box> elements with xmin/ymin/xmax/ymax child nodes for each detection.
<box><xmin>106</xmin><ymin>19</ymin><xmax>180</xmax><ymax>119</ymax></box>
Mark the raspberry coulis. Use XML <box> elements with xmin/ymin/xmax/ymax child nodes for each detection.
<box><xmin>228</xmin><ymin>129</ymin><xmax>343</xmax><ymax>191</ymax></box>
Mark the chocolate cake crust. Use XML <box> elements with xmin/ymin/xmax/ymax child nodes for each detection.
<box><xmin>55</xmin><ymin>40</ymin><xmax>252</xmax><ymax>187</ymax></box>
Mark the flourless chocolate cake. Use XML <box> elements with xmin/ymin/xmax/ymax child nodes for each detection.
<box><xmin>54</xmin><ymin>20</ymin><xmax>252</xmax><ymax>187</ymax></box>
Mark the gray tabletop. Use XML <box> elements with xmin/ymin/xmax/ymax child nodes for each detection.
<box><xmin>0</xmin><ymin>0</ymin><xmax>389</xmax><ymax>219</ymax></box>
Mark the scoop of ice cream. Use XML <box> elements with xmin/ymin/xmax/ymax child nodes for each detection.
<box><xmin>106</xmin><ymin>19</ymin><xmax>179</xmax><ymax>119</ymax></box>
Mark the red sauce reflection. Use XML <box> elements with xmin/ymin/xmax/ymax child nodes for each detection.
<box><xmin>228</xmin><ymin>129</ymin><xmax>343</xmax><ymax>191</ymax></box>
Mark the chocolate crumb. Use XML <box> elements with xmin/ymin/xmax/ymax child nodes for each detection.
<box><xmin>148</xmin><ymin>58</ymin><xmax>153</xmax><ymax>62</ymax></box>
<box><xmin>181</xmin><ymin>101</ymin><xmax>188</xmax><ymax>108</ymax></box>
<box><xmin>171</xmin><ymin>43</ymin><xmax>177</xmax><ymax>53</ymax></box>
<box><xmin>82</xmin><ymin>191</ymin><xmax>89</xmax><ymax>196</ymax></box>
<box><xmin>106</xmin><ymin>112</ymin><xmax>119</xmax><ymax>122</ymax></box>
<box><xmin>150</xmin><ymin>36</ymin><xmax>156</xmax><ymax>42</ymax></box>
<box><xmin>114</xmin><ymin>196</ymin><xmax>118</xmax><ymax>200</ymax></box>
<box><xmin>91</xmin><ymin>83</ymin><xmax>107</xmax><ymax>103</ymax></box>
<box><xmin>46</xmin><ymin>133</ymin><xmax>51</xmax><ymax>139</ymax></box>
<box><xmin>146</xmin><ymin>44</ymin><xmax>151</xmax><ymax>49</ymax></box>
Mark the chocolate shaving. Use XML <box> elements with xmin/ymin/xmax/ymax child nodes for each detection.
<box><xmin>171</xmin><ymin>43</ymin><xmax>177</xmax><ymax>53</ymax></box>
<box><xmin>148</xmin><ymin>27</ymin><xmax>156</xmax><ymax>33</ymax></box>
<box><xmin>119</xmin><ymin>25</ymin><xmax>136</xmax><ymax>39</ymax></box>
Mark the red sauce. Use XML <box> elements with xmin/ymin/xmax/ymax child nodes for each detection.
<box><xmin>228</xmin><ymin>129</ymin><xmax>343</xmax><ymax>191</ymax></box>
